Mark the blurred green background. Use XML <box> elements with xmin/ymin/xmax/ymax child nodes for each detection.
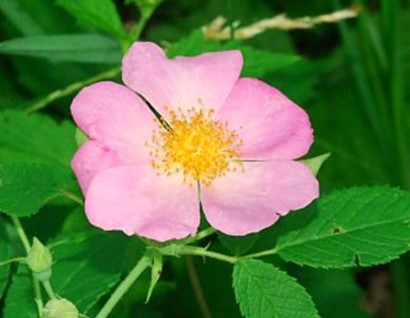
<box><xmin>1</xmin><ymin>0</ymin><xmax>409</xmax><ymax>317</ymax></box>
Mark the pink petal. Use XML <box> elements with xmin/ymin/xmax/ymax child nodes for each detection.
<box><xmin>217</xmin><ymin>78</ymin><xmax>313</xmax><ymax>160</ymax></box>
<box><xmin>71</xmin><ymin>81</ymin><xmax>156</xmax><ymax>164</ymax></box>
<box><xmin>201</xmin><ymin>160</ymin><xmax>319</xmax><ymax>236</ymax></box>
<box><xmin>85</xmin><ymin>165</ymin><xmax>200</xmax><ymax>242</ymax></box>
<box><xmin>71</xmin><ymin>141</ymin><xmax>122</xmax><ymax>194</ymax></box>
<box><xmin>122</xmin><ymin>42</ymin><xmax>243</xmax><ymax>115</ymax></box>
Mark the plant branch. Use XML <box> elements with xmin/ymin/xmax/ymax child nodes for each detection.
<box><xmin>42</xmin><ymin>280</ymin><xmax>56</xmax><ymax>299</ymax></box>
<box><xmin>11</xmin><ymin>216</ymin><xmax>31</xmax><ymax>253</ymax></box>
<box><xmin>10</xmin><ymin>215</ymin><xmax>44</xmax><ymax>317</ymax></box>
<box><xmin>185</xmin><ymin>256</ymin><xmax>213</xmax><ymax>318</ymax></box>
<box><xmin>177</xmin><ymin>246</ymin><xmax>237</xmax><ymax>264</ymax></box>
<box><xmin>242</xmin><ymin>248</ymin><xmax>278</xmax><ymax>260</ymax></box>
<box><xmin>183</xmin><ymin>228</ymin><xmax>217</xmax><ymax>244</ymax></box>
<box><xmin>95</xmin><ymin>254</ymin><xmax>152</xmax><ymax>318</ymax></box>
<box><xmin>24</xmin><ymin>66</ymin><xmax>121</xmax><ymax>114</ymax></box>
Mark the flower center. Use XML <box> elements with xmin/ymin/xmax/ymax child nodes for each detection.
<box><xmin>149</xmin><ymin>108</ymin><xmax>243</xmax><ymax>186</ymax></box>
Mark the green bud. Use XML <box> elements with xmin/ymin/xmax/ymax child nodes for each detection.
<box><xmin>42</xmin><ymin>298</ymin><xmax>79</xmax><ymax>318</ymax></box>
<box><xmin>26</xmin><ymin>237</ymin><xmax>52</xmax><ymax>281</ymax></box>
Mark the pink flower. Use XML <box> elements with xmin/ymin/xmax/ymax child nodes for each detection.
<box><xmin>71</xmin><ymin>42</ymin><xmax>319</xmax><ymax>242</ymax></box>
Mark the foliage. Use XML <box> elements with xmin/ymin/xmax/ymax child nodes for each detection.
<box><xmin>0</xmin><ymin>0</ymin><xmax>409</xmax><ymax>318</ymax></box>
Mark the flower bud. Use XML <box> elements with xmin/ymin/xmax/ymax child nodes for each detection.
<box><xmin>42</xmin><ymin>298</ymin><xmax>79</xmax><ymax>318</ymax></box>
<box><xmin>26</xmin><ymin>237</ymin><xmax>52</xmax><ymax>281</ymax></box>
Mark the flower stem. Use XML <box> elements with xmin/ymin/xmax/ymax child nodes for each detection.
<box><xmin>183</xmin><ymin>228</ymin><xmax>217</xmax><ymax>244</ymax></box>
<box><xmin>178</xmin><ymin>246</ymin><xmax>237</xmax><ymax>264</ymax></box>
<box><xmin>242</xmin><ymin>248</ymin><xmax>278</xmax><ymax>260</ymax></box>
<box><xmin>95</xmin><ymin>255</ymin><xmax>152</xmax><ymax>318</ymax></box>
<box><xmin>33</xmin><ymin>280</ymin><xmax>43</xmax><ymax>317</ymax></box>
<box><xmin>121</xmin><ymin>3</ymin><xmax>156</xmax><ymax>53</ymax></box>
<box><xmin>10</xmin><ymin>216</ymin><xmax>44</xmax><ymax>317</ymax></box>
<box><xmin>42</xmin><ymin>280</ymin><xmax>56</xmax><ymax>299</ymax></box>
<box><xmin>11</xmin><ymin>216</ymin><xmax>31</xmax><ymax>253</ymax></box>
<box><xmin>185</xmin><ymin>256</ymin><xmax>213</xmax><ymax>318</ymax></box>
<box><xmin>24</xmin><ymin>66</ymin><xmax>121</xmax><ymax>114</ymax></box>
<box><xmin>0</xmin><ymin>257</ymin><xmax>26</xmax><ymax>266</ymax></box>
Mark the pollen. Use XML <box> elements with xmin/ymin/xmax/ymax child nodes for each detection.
<box><xmin>149</xmin><ymin>107</ymin><xmax>243</xmax><ymax>187</ymax></box>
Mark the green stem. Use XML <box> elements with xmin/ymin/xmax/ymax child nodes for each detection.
<box><xmin>60</xmin><ymin>190</ymin><xmax>84</xmax><ymax>206</ymax></box>
<box><xmin>243</xmin><ymin>248</ymin><xmax>278</xmax><ymax>260</ymax></box>
<box><xmin>185</xmin><ymin>256</ymin><xmax>213</xmax><ymax>318</ymax></box>
<box><xmin>43</xmin><ymin>280</ymin><xmax>56</xmax><ymax>299</ymax></box>
<box><xmin>128</xmin><ymin>16</ymin><xmax>149</xmax><ymax>46</ymax></box>
<box><xmin>95</xmin><ymin>255</ymin><xmax>152</xmax><ymax>318</ymax></box>
<box><xmin>33</xmin><ymin>280</ymin><xmax>43</xmax><ymax>317</ymax></box>
<box><xmin>0</xmin><ymin>257</ymin><xmax>26</xmax><ymax>266</ymax></box>
<box><xmin>11</xmin><ymin>216</ymin><xmax>31</xmax><ymax>252</ymax></box>
<box><xmin>124</xmin><ymin>4</ymin><xmax>157</xmax><ymax>52</ymax></box>
<box><xmin>10</xmin><ymin>216</ymin><xmax>44</xmax><ymax>317</ymax></box>
<box><xmin>24</xmin><ymin>66</ymin><xmax>121</xmax><ymax>114</ymax></box>
<box><xmin>178</xmin><ymin>246</ymin><xmax>237</xmax><ymax>264</ymax></box>
<box><xmin>183</xmin><ymin>228</ymin><xmax>217</xmax><ymax>244</ymax></box>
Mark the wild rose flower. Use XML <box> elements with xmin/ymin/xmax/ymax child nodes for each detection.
<box><xmin>71</xmin><ymin>42</ymin><xmax>319</xmax><ymax>242</ymax></box>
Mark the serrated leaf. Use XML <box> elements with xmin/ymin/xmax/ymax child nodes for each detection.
<box><xmin>0</xmin><ymin>219</ymin><xmax>12</xmax><ymax>298</ymax></box>
<box><xmin>0</xmin><ymin>110</ymin><xmax>76</xmax><ymax>167</ymax></box>
<box><xmin>0</xmin><ymin>163</ymin><xmax>73</xmax><ymax>217</ymax></box>
<box><xmin>168</xmin><ymin>31</ymin><xmax>300</xmax><ymax>78</ymax></box>
<box><xmin>57</xmin><ymin>0</ymin><xmax>125</xmax><ymax>38</ymax></box>
<box><xmin>0</xmin><ymin>34</ymin><xmax>122</xmax><ymax>64</ymax></box>
<box><xmin>3</xmin><ymin>266</ymin><xmax>37</xmax><ymax>318</ymax></box>
<box><xmin>233</xmin><ymin>259</ymin><xmax>319</xmax><ymax>318</ymax></box>
<box><xmin>50</xmin><ymin>232</ymin><xmax>130</xmax><ymax>313</ymax></box>
<box><xmin>275</xmin><ymin>187</ymin><xmax>410</xmax><ymax>268</ymax></box>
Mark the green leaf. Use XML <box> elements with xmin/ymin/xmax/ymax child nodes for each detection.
<box><xmin>233</xmin><ymin>259</ymin><xmax>319</xmax><ymax>318</ymax></box>
<box><xmin>0</xmin><ymin>0</ymin><xmax>43</xmax><ymax>36</ymax></box>
<box><xmin>3</xmin><ymin>266</ymin><xmax>37</xmax><ymax>318</ymax></box>
<box><xmin>275</xmin><ymin>187</ymin><xmax>410</xmax><ymax>268</ymax></box>
<box><xmin>300</xmin><ymin>153</ymin><xmax>331</xmax><ymax>176</ymax></box>
<box><xmin>0</xmin><ymin>163</ymin><xmax>73</xmax><ymax>217</ymax></box>
<box><xmin>233</xmin><ymin>45</ymin><xmax>300</xmax><ymax>78</ymax></box>
<box><xmin>50</xmin><ymin>232</ymin><xmax>130</xmax><ymax>313</ymax></box>
<box><xmin>168</xmin><ymin>31</ymin><xmax>300</xmax><ymax>78</ymax></box>
<box><xmin>0</xmin><ymin>110</ymin><xmax>76</xmax><ymax>167</ymax></box>
<box><xmin>0</xmin><ymin>219</ymin><xmax>12</xmax><ymax>299</ymax></box>
<box><xmin>0</xmin><ymin>34</ymin><xmax>122</xmax><ymax>64</ymax></box>
<box><xmin>57</xmin><ymin>0</ymin><xmax>125</xmax><ymax>38</ymax></box>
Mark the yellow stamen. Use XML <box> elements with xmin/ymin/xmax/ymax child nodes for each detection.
<box><xmin>150</xmin><ymin>107</ymin><xmax>243</xmax><ymax>186</ymax></box>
